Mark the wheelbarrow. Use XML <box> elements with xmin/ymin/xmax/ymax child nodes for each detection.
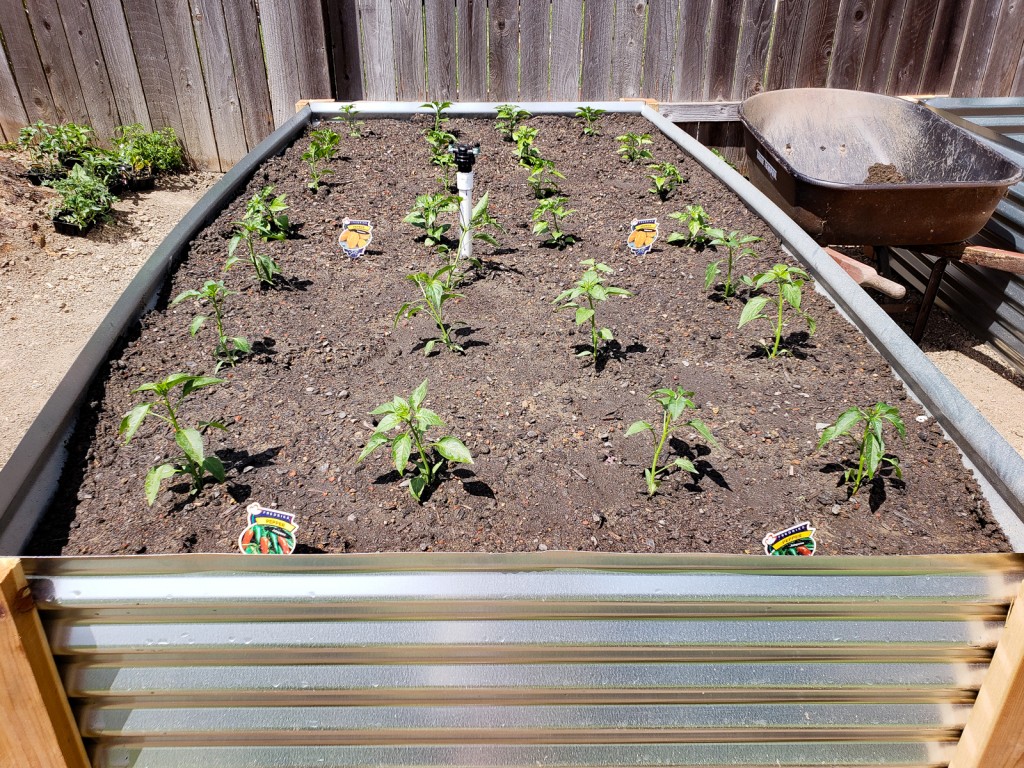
<box><xmin>739</xmin><ymin>88</ymin><xmax>1024</xmax><ymax>340</ymax></box>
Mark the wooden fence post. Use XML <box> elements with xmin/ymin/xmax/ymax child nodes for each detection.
<box><xmin>949</xmin><ymin>579</ymin><xmax>1024</xmax><ymax>768</ymax></box>
<box><xmin>0</xmin><ymin>558</ymin><xmax>89</xmax><ymax>768</ymax></box>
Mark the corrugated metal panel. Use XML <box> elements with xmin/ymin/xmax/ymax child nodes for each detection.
<box><xmin>23</xmin><ymin>553</ymin><xmax>1024</xmax><ymax>768</ymax></box>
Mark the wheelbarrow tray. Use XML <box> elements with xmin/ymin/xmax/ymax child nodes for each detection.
<box><xmin>739</xmin><ymin>88</ymin><xmax>1023</xmax><ymax>245</ymax></box>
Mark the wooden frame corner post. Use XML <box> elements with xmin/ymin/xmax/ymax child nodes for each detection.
<box><xmin>950</xmin><ymin>579</ymin><xmax>1024</xmax><ymax>768</ymax></box>
<box><xmin>0</xmin><ymin>558</ymin><xmax>89</xmax><ymax>768</ymax></box>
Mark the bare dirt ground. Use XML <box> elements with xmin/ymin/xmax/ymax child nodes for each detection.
<box><xmin>0</xmin><ymin>152</ymin><xmax>218</xmax><ymax>466</ymax></box>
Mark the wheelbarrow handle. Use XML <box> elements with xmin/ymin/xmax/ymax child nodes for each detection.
<box><xmin>823</xmin><ymin>247</ymin><xmax>907</xmax><ymax>299</ymax></box>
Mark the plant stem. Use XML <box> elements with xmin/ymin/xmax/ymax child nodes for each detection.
<box><xmin>588</xmin><ymin>295</ymin><xmax>598</xmax><ymax>359</ymax></box>
<box><xmin>408</xmin><ymin>417</ymin><xmax>433</xmax><ymax>486</ymax></box>
<box><xmin>650</xmin><ymin>412</ymin><xmax>671</xmax><ymax>483</ymax></box>
<box><xmin>772</xmin><ymin>291</ymin><xmax>784</xmax><ymax>357</ymax></box>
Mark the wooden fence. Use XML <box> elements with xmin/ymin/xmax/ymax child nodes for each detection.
<box><xmin>1</xmin><ymin>0</ymin><xmax>1023</xmax><ymax>170</ymax></box>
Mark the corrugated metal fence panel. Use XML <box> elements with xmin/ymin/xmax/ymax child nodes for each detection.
<box><xmin>23</xmin><ymin>553</ymin><xmax>1024</xmax><ymax>768</ymax></box>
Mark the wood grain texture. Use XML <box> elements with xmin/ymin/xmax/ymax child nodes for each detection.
<box><xmin>292</xmin><ymin>0</ymin><xmax>332</xmax><ymax>101</ymax></box>
<box><xmin>705</xmin><ymin>0</ymin><xmax>743</xmax><ymax>100</ymax></box>
<box><xmin>733</xmin><ymin>0</ymin><xmax>775</xmax><ymax>98</ymax></box>
<box><xmin>641</xmin><ymin>0</ymin><xmax>680</xmax><ymax>100</ymax></box>
<box><xmin>88</xmin><ymin>0</ymin><xmax>151</xmax><ymax>129</ymax></box>
<box><xmin>54</xmin><ymin>0</ymin><xmax>120</xmax><ymax>138</ymax></box>
<box><xmin>259</xmin><ymin>0</ymin><xmax>303</xmax><ymax>126</ymax></box>
<box><xmin>886</xmin><ymin>0</ymin><xmax>939</xmax><ymax>95</ymax></box>
<box><xmin>326</xmin><ymin>0</ymin><xmax>364</xmax><ymax>99</ymax></box>
<box><xmin>392</xmin><ymin>0</ymin><xmax>426</xmax><ymax>100</ymax></box>
<box><xmin>857</xmin><ymin>0</ymin><xmax>910</xmax><ymax>94</ymax></box>
<box><xmin>580</xmin><ymin>0</ymin><xmax>613</xmax><ymax>99</ymax></box>
<box><xmin>22</xmin><ymin>0</ymin><xmax>88</xmax><ymax>122</ymax></box>
<box><xmin>0</xmin><ymin>559</ymin><xmax>90</xmax><ymax>768</ymax></box>
<box><xmin>671</xmin><ymin>0</ymin><xmax>716</xmax><ymax>100</ymax></box>
<box><xmin>424</xmin><ymin>0</ymin><xmax>456</xmax><ymax>99</ymax></box>
<box><xmin>0</xmin><ymin>0</ymin><xmax>55</xmax><ymax>123</ymax></box>
<box><xmin>356</xmin><ymin>0</ymin><xmax>397</xmax><ymax>100</ymax></box>
<box><xmin>949</xmin><ymin>580</ymin><xmax>1024</xmax><ymax>768</ymax></box>
<box><xmin>610</xmin><ymin>0</ymin><xmax>647</xmax><ymax>98</ymax></box>
<box><xmin>457</xmin><ymin>0</ymin><xmax>487</xmax><ymax>99</ymax></box>
<box><xmin>794</xmin><ymin>0</ymin><xmax>842</xmax><ymax>87</ymax></box>
<box><xmin>155</xmin><ymin>0</ymin><xmax>220</xmax><ymax>170</ymax></box>
<box><xmin>921</xmin><ymin>0</ymin><xmax>974</xmax><ymax>96</ymax></box>
<box><xmin>951</xmin><ymin>0</ymin><xmax>1001</xmax><ymax>98</ymax></box>
<box><xmin>120</xmin><ymin>0</ymin><xmax>184</xmax><ymax>136</ymax></box>
<box><xmin>220</xmin><ymin>0</ymin><xmax>273</xmax><ymax>149</ymax></box>
<box><xmin>980</xmin><ymin>0</ymin><xmax>1024</xmax><ymax>97</ymax></box>
<box><xmin>827</xmin><ymin>0</ymin><xmax>874</xmax><ymax>89</ymax></box>
<box><xmin>519</xmin><ymin>0</ymin><xmax>551</xmax><ymax>99</ymax></box>
<box><xmin>0</xmin><ymin>38</ymin><xmax>30</xmax><ymax>140</ymax></box>
<box><xmin>488</xmin><ymin>0</ymin><xmax>520</xmax><ymax>100</ymax></box>
<box><xmin>658</xmin><ymin>100</ymin><xmax>739</xmax><ymax>121</ymax></box>
<box><xmin>764</xmin><ymin>0</ymin><xmax>809</xmax><ymax>90</ymax></box>
<box><xmin>189</xmin><ymin>0</ymin><xmax>247</xmax><ymax>165</ymax></box>
<box><xmin>549</xmin><ymin>0</ymin><xmax>583</xmax><ymax>99</ymax></box>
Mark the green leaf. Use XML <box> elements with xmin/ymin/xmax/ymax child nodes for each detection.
<box><xmin>424</xmin><ymin>339</ymin><xmax>437</xmax><ymax>356</ymax></box>
<box><xmin>417</xmin><ymin>408</ymin><xmax>445</xmax><ymax>428</ymax></box>
<box><xmin>574</xmin><ymin>307</ymin><xmax>595</xmax><ymax>326</ymax></box>
<box><xmin>376</xmin><ymin>413</ymin><xmax>401</xmax><ymax>433</ymax></box>
<box><xmin>145</xmin><ymin>463</ymin><xmax>180</xmax><ymax>505</ymax></box>
<box><xmin>176</xmin><ymin>428</ymin><xmax>205</xmax><ymax>464</ymax></box>
<box><xmin>409</xmin><ymin>475</ymin><xmax>427</xmax><ymax>501</ymax></box>
<box><xmin>370</xmin><ymin>401</ymin><xmax>396</xmax><ymax>415</ymax></box>
<box><xmin>203</xmin><ymin>455</ymin><xmax>226</xmax><ymax>483</ymax></box>
<box><xmin>644</xmin><ymin>468</ymin><xmax>660</xmax><ymax>496</ymax></box>
<box><xmin>189</xmin><ymin>315</ymin><xmax>207</xmax><ymax>336</ymax></box>
<box><xmin>119</xmin><ymin>404</ymin><xmax>152</xmax><ymax>443</ymax></box>
<box><xmin>471</xmin><ymin>191</ymin><xmax>490</xmax><ymax>220</ymax></box>
<box><xmin>673</xmin><ymin>457</ymin><xmax>698</xmax><ymax>474</ymax></box>
<box><xmin>434</xmin><ymin>436</ymin><xmax>473</xmax><ymax>464</ymax></box>
<box><xmin>598</xmin><ymin>327</ymin><xmax>614</xmax><ymax>340</ymax></box>
<box><xmin>819</xmin><ymin>408</ymin><xmax>863</xmax><ymax>449</ymax></box>
<box><xmin>392</xmin><ymin>433</ymin><xmax>412</xmax><ymax>474</ymax></box>
<box><xmin>864</xmin><ymin>431</ymin><xmax>883</xmax><ymax>478</ymax></box>
<box><xmin>625</xmin><ymin>420</ymin><xmax>653</xmax><ymax>437</ymax></box>
<box><xmin>704</xmin><ymin>260</ymin><xmax>721</xmax><ymax>290</ymax></box>
<box><xmin>410</xmin><ymin>379</ymin><xmax>429</xmax><ymax>409</ymax></box>
<box><xmin>781</xmin><ymin>281</ymin><xmax>802</xmax><ymax>309</ymax></box>
<box><xmin>687</xmin><ymin>418</ymin><xmax>719</xmax><ymax>449</ymax></box>
<box><xmin>738</xmin><ymin>295</ymin><xmax>770</xmax><ymax>328</ymax></box>
<box><xmin>170</xmin><ymin>289</ymin><xmax>201</xmax><ymax>305</ymax></box>
<box><xmin>232</xmin><ymin>337</ymin><xmax>251</xmax><ymax>353</ymax></box>
<box><xmin>358</xmin><ymin>432</ymin><xmax>390</xmax><ymax>462</ymax></box>
<box><xmin>181</xmin><ymin>375</ymin><xmax>225</xmax><ymax>396</ymax></box>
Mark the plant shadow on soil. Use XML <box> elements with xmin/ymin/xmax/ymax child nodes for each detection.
<box><xmin>819</xmin><ymin>461</ymin><xmax>906</xmax><ymax>512</ymax></box>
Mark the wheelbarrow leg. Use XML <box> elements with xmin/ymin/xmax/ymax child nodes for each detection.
<box><xmin>911</xmin><ymin>255</ymin><xmax>949</xmax><ymax>343</ymax></box>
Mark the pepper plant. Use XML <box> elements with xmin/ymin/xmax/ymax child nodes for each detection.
<box><xmin>495</xmin><ymin>104</ymin><xmax>531</xmax><ymax>141</ymax></box>
<box><xmin>226</xmin><ymin>186</ymin><xmax>290</xmax><ymax>285</ymax></box>
<box><xmin>171</xmin><ymin>280</ymin><xmax>250</xmax><ymax>371</ymax></box>
<box><xmin>704</xmin><ymin>228</ymin><xmax>761</xmax><ymax>298</ymax></box>
<box><xmin>576</xmin><ymin>106</ymin><xmax>606</xmax><ymax>136</ymax></box>
<box><xmin>527</xmin><ymin>158</ymin><xmax>565</xmax><ymax>199</ymax></box>
<box><xmin>359</xmin><ymin>379</ymin><xmax>473</xmax><ymax>502</ymax></box>
<box><xmin>647</xmin><ymin>161</ymin><xmax>686</xmax><ymax>199</ymax></box>
<box><xmin>532</xmin><ymin>195</ymin><xmax>576</xmax><ymax>248</ymax></box>
<box><xmin>616</xmin><ymin>132</ymin><xmax>654</xmax><ymax>163</ymax></box>
<box><xmin>666</xmin><ymin>205</ymin><xmax>711</xmax><ymax>247</ymax></box>
<box><xmin>447</xmin><ymin>191</ymin><xmax>503</xmax><ymax>284</ymax></box>
<box><xmin>18</xmin><ymin>121</ymin><xmax>62</xmax><ymax>173</ymax></box>
<box><xmin>421</xmin><ymin>100</ymin><xmax>452</xmax><ymax>132</ymax></box>
<box><xmin>113</xmin><ymin>124</ymin><xmax>184</xmax><ymax>175</ymax></box>
<box><xmin>119</xmin><ymin>373</ymin><xmax>228</xmax><ymax>505</ymax></box>
<box><xmin>395</xmin><ymin>265</ymin><xmax>465</xmax><ymax>355</ymax></box>
<box><xmin>512</xmin><ymin>125</ymin><xmax>542</xmax><ymax>168</ymax></box>
<box><xmin>554</xmin><ymin>259</ymin><xmax>632</xmax><ymax>361</ymax></box>
<box><xmin>738</xmin><ymin>263</ymin><xmax>816</xmax><ymax>358</ymax></box>
<box><xmin>817</xmin><ymin>402</ymin><xmax>906</xmax><ymax>495</ymax></box>
<box><xmin>302</xmin><ymin>128</ymin><xmax>340</xmax><ymax>190</ymax></box>
<box><xmin>337</xmin><ymin>104</ymin><xmax>364</xmax><ymax>137</ymax></box>
<box><xmin>627</xmin><ymin>387</ymin><xmax>719</xmax><ymax>496</ymax></box>
<box><xmin>404</xmin><ymin>192</ymin><xmax>460</xmax><ymax>247</ymax></box>
<box><xmin>44</xmin><ymin>164</ymin><xmax>116</xmax><ymax>230</ymax></box>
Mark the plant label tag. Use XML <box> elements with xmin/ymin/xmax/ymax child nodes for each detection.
<box><xmin>762</xmin><ymin>521</ymin><xmax>816</xmax><ymax>556</ymax></box>
<box><xmin>339</xmin><ymin>218</ymin><xmax>372</xmax><ymax>258</ymax></box>
<box><xmin>239</xmin><ymin>502</ymin><xmax>298</xmax><ymax>555</ymax></box>
<box><xmin>627</xmin><ymin>218</ymin><xmax>658</xmax><ymax>256</ymax></box>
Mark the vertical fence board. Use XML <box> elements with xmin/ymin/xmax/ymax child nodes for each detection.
<box><xmin>827</xmin><ymin>0</ymin><xmax>874</xmax><ymax>89</ymax></box>
<box><xmin>733</xmin><ymin>0</ymin><xmax>775</xmax><ymax>98</ymax></box>
<box><xmin>457</xmin><ymin>0</ymin><xmax>487</xmax><ymax>99</ymax></box>
<box><xmin>22</xmin><ymin>0</ymin><xmax>87</xmax><ymax>123</ymax></box>
<box><xmin>886</xmin><ymin>0</ymin><xmax>939</xmax><ymax>94</ymax></box>
<box><xmin>489</xmin><ymin>0</ymin><xmax>519</xmax><ymax>100</ymax></box>
<box><xmin>671</xmin><ymin>0</ymin><xmax>717</xmax><ymax>100</ymax></box>
<box><xmin>259</xmin><ymin>0</ymin><xmax>304</xmax><ymax>125</ymax></box>
<box><xmin>951</xmin><ymin>0</ymin><xmax>1002</xmax><ymax>98</ymax></box>
<box><xmin>88</xmin><ymin>0</ymin><xmax>150</xmax><ymax>130</ymax></box>
<box><xmin>705</xmin><ymin>0</ymin><xmax>744</xmax><ymax>100</ymax></box>
<box><xmin>858</xmin><ymin>0</ymin><xmax>909</xmax><ymax>94</ymax></box>
<box><xmin>325</xmin><ymin>0</ymin><xmax>364</xmax><ymax>100</ymax></box>
<box><xmin>120</xmin><ymin>0</ymin><xmax>184</xmax><ymax>140</ymax></box>
<box><xmin>980</xmin><ymin>1</ymin><xmax>1024</xmax><ymax>98</ymax></box>
<box><xmin>764</xmin><ymin>0</ymin><xmax>809</xmax><ymax>90</ymax></box>
<box><xmin>155</xmin><ymin>0</ymin><xmax>220</xmax><ymax>169</ymax></box>
<box><xmin>220</xmin><ymin>0</ymin><xmax>273</xmax><ymax>149</ymax></box>
<box><xmin>53</xmin><ymin>0</ymin><xmax>120</xmax><ymax>138</ymax></box>
<box><xmin>0</xmin><ymin>41</ymin><xmax>30</xmax><ymax>140</ymax></box>
<box><xmin>0</xmin><ymin>0</ymin><xmax>55</xmax><ymax>123</ymax></box>
<box><xmin>188</xmin><ymin>0</ymin><xmax>246</xmax><ymax>165</ymax></box>
<box><xmin>424</xmin><ymin>0</ymin><xmax>456</xmax><ymax>99</ymax></box>
<box><xmin>392</xmin><ymin>0</ymin><xmax>426</xmax><ymax>100</ymax></box>
<box><xmin>519</xmin><ymin>0</ymin><xmax>550</xmax><ymax>99</ymax></box>
<box><xmin>549</xmin><ymin>0</ymin><xmax>582</xmax><ymax>99</ymax></box>
<box><xmin>642</xmin><ymin>0</ymin><xmax>680</xmax><ymax>100</ymax></box>
<box><xmin>356</xmin><ymin>0</ymin><xmax>397</xmax><ymax>100</ymax></box>
<box><xmin>580</xmin><ymin>1</ymin><xmax>613</xmax><ymax>99</ymax></box>
<box><xmin>920</xmin><ymin>0</ymin><xmax>973</xmax><ymax>96</ymax></box>
<box><xmin>794</xmin><ymin>0</ymin><xmax>842</xmax><ymax>87</ymax></box>
<box><xmin>292</xmin><ymin>0</ymin><xmax>332</xmax><ymax>100</ymax></box>
<box><xmin>610</xmin><ymin>0</ymin><xmax>647</xmax><ymax>98</ymax></box>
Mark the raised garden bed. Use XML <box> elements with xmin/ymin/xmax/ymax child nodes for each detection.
<box><xmin>13</xmin><ymin>105</ymin><xmax>1024</xmax><ymax>557</ymax></box>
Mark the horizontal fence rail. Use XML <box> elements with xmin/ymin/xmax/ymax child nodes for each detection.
<box><xmin>1</xmin><ymin>0</ymin><xmax>1024</xmax><ymax>169</ymax></box>
<box><xmin>19</xmin><ymin>553</ymin><xmax>1024</xmax><ymax>767</ymax></box>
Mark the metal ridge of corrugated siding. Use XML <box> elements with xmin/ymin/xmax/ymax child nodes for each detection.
<box><xmin>24</xmin><ymin>553</ymin><xmax>1024</xmax><ymax>767</ymax></box>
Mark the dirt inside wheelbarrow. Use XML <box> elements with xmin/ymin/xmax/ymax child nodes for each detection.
<box><xmin>25</xmin><ymin>115</ymin><xmax>1010</xmax><ymax>556</ymax></box>
<box><xmin>864</xmin><ymin>163</ymin><xmax>907</xmax><ymax>184</ymax></box>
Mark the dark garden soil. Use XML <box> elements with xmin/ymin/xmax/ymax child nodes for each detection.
<box><xmin>27</xmin><ymin>115</ymin><xmax>1010</xmax><ymax>557</ymax></box>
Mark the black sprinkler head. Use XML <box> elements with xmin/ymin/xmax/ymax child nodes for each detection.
<box><xmin>451</xmin><ymin>142</ymin><xmax>481</xmax><ymax>173</ymax></box>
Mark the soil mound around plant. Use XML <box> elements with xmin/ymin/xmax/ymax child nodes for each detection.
<box><xmin>27</xmin><ymin>115</ymin><xmax>1009</xmax><ymax>557</ymax></box>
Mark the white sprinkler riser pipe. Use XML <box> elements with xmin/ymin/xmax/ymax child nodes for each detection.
<box><xmin>457</xmin><ymin>170</ymin><xmax>474</xmax><ymax>263</ymax></box>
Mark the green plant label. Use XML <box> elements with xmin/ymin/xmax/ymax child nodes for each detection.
<box><xmin>762</xmin><ymin>521</ymin><xmax>816</xmax><ymax>556</ymax></box>
<box><xmin>339</xmin><ymin>218</ymin><xmax>372</xmax><ymax>258</ymax></box>
<box><xmin>627</xmin><ymin>218</ymin><xmax>658</xmax><ymax>256</ymax></box>
<box><xmin>238</xmin><ymin>502</ymin><xmax>298</xmax><ymax>555</ymax></box>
